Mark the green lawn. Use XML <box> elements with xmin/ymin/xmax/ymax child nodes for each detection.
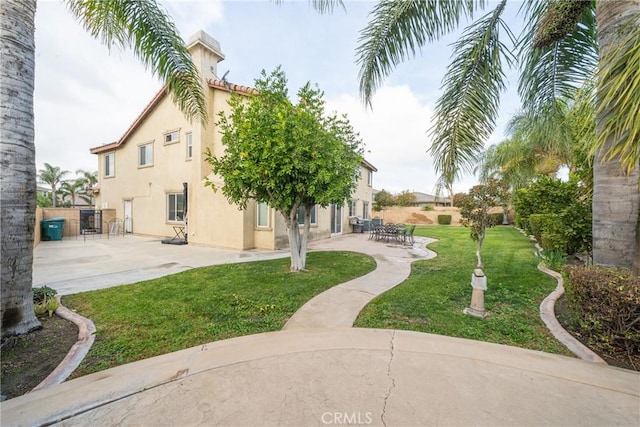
<box><xmin>355</xmin><ymin>225</ymin><xmax>573</xmax><ymax>356</ymax></box>
<box><xmin>63</xmin><ymin>251</ymin><xmax>375</xmax><ymax>376</ymax></box>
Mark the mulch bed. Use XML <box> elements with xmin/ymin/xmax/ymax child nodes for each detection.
<box><xmin>0</xmin><ymin>314</ymin><xmax>78</xmax><ymax>400</ymax></box>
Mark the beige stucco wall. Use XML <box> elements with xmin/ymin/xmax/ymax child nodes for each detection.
<box><xmin>371</xmin><ymin>206</ymin><xmax>510</xmax><ymax>226</ymax></box>
<box><xmin>34</xmin><ymin>206</ymin><xmax>43</xmax><ymax>246</ymax></box>
<box><xmin>92</xmin><ymin>32</ymin><xmax>377</xmax><ymax>251</ymax></box>
<box><xmin>373</xmin><ymin>206</ymin><xmax>463</xmax><ymax>225</ymax></box>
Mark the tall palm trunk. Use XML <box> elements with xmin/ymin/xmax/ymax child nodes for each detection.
<box><xmin>593</xmin><ymin>0</ymin><xmax>640</xmax><ymax>273</ymax></box>
<box><xmin>1</xmin><ymin>0</ymin><xmax>41</xmax><ymax>336</ymax></box>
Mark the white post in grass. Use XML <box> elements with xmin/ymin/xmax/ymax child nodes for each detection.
<box><xmin>463</xmin><ymin>268</ymin><xmax>488</xmax><ymax>318</ymax></box>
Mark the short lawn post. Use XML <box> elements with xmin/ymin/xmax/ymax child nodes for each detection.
<box><xmin>463</xmin><ymin>268</ymin><xmax>488</xmax><ymax>318</ymax></box>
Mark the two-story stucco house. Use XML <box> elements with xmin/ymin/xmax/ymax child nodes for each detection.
<box><xmin>90</xmin><ymin>31</ymin><xmax>377</xmax><ymax>250</ymax></box>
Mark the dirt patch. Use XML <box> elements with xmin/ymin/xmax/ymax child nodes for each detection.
<box><xmin>1</xmin><ymin>314</ymin><xmax>78</xmax><ymax>400</ymax></box>
<box><xmin>555</xmin><ymin>296</ymin><xmax>639</xmax><ymax>371</ymax></box>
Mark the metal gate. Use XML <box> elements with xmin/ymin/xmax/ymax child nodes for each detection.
<box><xmin>80</xmin><ymin>209</ymin><xmax>102</xmax><ymax>235</ymax></box>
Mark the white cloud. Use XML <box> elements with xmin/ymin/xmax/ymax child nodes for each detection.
<box><xmin>328</xmin><ymin>85</ymin><xmax>456</xmax><ymax>195</ymax></box>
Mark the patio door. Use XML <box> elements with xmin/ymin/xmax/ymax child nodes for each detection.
<box><xmin>331</xmin><ymin>204</ymin><xmax>342</xmax><ymax>234</ymax></box>
<box><xmin>123</xmin><ymin>200</ymin><xmax>132</xmax><ymax>233</ymax></box>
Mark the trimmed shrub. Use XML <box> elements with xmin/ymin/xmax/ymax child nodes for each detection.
<box><xmin>528</xmin><ymin>213</ymin><xmax>560</xmax><ymax>243</ymax></box>
<box><xmin>564</xmin><ymin>266</ymin><xmax>640</xmax><ymax>356</ymax></box>
<box><xmin>512</xmin><ymin>177</ymin><xmax>591</xmax><ymax>253</ymax></box>
<box><xmin>421</xmin><ymin>204</ymin><xmax>434</xmax><ymax>211</ymax></box>
<box><xmin>488</xmin><ymin>212</ymin><xmax>503</xmax><ymax>225</ymax></box>
<box><xmin>437</xmin><ymin>214</ymin><xmax>452</xmax><ymax>225</ymax></box>
<box><xmin>33</xmin><ymin>286</ymin><xmax>57</xmax><ymax>304</ymax></box>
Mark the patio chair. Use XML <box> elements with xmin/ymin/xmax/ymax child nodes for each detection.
<box><xmin>404</xmin><ymin>225</ymin><xmax>416</xmax><ymax>245</ymax></box>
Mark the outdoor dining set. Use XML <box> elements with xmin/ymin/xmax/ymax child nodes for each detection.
<box><xmin>368</xmin><ymin>223</ymin><xmax>416</xmax><ymax>246</ymax></box>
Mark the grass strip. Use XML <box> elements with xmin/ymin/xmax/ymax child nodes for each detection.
<box><xmin>355</xmin><ymin>226</ymin><xmax>572</xmax><ymax>356</ymax></box>
<box><xmin>64</xmin><ymin>251</ymin><xmax>375</xmax><ymax>376</ymax></box>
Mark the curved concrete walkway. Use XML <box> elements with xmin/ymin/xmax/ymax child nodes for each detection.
<box><xmin>285</xmin><ymin>234</ymin><xmax>436</xmax><ymax>329</ymax></box>
<box><xmin>3</xmin><ymin>233</ymin><xmax>638</xmax><ymax>425</ymax></box>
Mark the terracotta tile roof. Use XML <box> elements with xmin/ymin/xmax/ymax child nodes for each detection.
<box><xmin>207</xmin><ymin>78</ymin><xmax>256</xmax><ymax>95</ymax></box>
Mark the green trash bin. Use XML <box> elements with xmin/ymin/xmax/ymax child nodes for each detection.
<box><xmin>42</xmin><ymin>217</ymin><xmax>65</xmax><ymax>241</ymax></box>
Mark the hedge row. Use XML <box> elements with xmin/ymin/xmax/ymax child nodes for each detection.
<box><xmin>437</xmin><ymin>214</ymin><xmax>452</xmax><ymax>225</ymax></box>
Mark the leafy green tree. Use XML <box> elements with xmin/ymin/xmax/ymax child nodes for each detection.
<box><xmin>458</xmin><ymin>179</ymin><xmax>505</xmax><ymax>269</ymax></box>
<box><xmin>393</xmin><ymin>190</ymin><xmax>417</xmax><ymax>207</ymax></box>
<box><xmin>37</xmin><ymin>163</ymin><xmax>69</xmax><ymax>208</ymax></box>
<box><xmin>374</xmin><ymin>189</ymin><xmax>394</xmax><ymax>209</ymax></box>
<box><xmin>206</xmin><ymin>68</ymin><xmax>363</xmax><ymax>272</ymax></box>
<box><xmin>1</xmin><ymin>0</ymin><xmax>207</xmax><ymax>338</ymax></box>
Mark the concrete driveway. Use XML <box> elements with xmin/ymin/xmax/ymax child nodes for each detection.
<box><xmin>33</xmin><ymin>235</ymin><xmax>289</xmax><ymax>295</ymax></box>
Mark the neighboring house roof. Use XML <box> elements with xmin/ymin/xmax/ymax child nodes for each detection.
<box><xmin>412</xmin><ymin>192</ymin><xmax>450</xmax><ymax>204</ymax></box>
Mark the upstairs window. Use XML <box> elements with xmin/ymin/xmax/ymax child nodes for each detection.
<box><xmin>164</xmin><ymin>130</ymin><xmax>179</xmax><ymax>145</ymax></box>
<box><xmin>367</xmin><ymin>170</ymin><xmax>373</xmax><ymax>186</ymax></box>
<box><xmin>138</xmin><ymin>142</ymin><xmax>153</xmax><ymax>167</ymax></box>
<box><xmin>186</xmin><ymin>132</ymin><xmax>193</xmax><ymax>159</ymax></box>
<box><xmin>104</xmin><ymin>152</ymin><xmax>115</xmax><ymax>177</ymax></box>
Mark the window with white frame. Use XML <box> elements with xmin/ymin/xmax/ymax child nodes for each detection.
<box><xmin>167</xmin><ymin>193</ymin><xmax>184</xmax><ymax>221</ymax></box>
<box><xmin>297</xmin><ymin>205</ymin><xmax>317</xmax><ymax>225</ymax></box>
<box><xmin>257</xmin><ymin>202</ymin><xmax>269</xmax><ymax>227</ymax></box>
<box><xmin>104</xmin><ymin>152</ymin><xmax>115</xmax><ymax>177</ymax></box>
<box><xmin>138</xmin><ymin>142</ymin><xmax>153</xmax><ymax>167</ymax></box>
<box><xmin>363</xmin><ymin>201</ymin><xmax>369</xmax><ymax>219</ymax></box>
<box><xmin>186</xmin><ymin>132</ymin><xmax>193</xmax><ymax>159</ymax></box>
<box><xmin>367</xmin><ymin>170</ymin><xmax>373</xmax><ymax>186</ymax></box>
<box><xmin>164</xmin><ymin>130</ymin><xmax>179</xmax><ymax>145</ymax></box>
<box><xmin>348</xmin><ymin>200</ymin><xmax>356</xmax><ymax>217</ymax></box>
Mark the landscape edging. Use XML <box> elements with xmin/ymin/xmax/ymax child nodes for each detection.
<box><xmin>536</xmin><ymin>258</ymin><xmax>606</xmax><ymax>364</ymax></box>
<box><xmin>31</xmin><ymin>296</ymin><xmax>96</xmax><ymax>392</ymax></box>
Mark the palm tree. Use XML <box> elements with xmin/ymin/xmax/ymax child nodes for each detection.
<box><xmin>354</xmin><ymin>0</ymin><xmax>639</xmax><ymax>271</ymax></box>
<box><xmin>1</xmin><ymin>0</ymin><xmax>207</xmax><ymax>338</ymax></box>
<box><xmin>76</xmin><ymin>169</ymin><xmax>98</xmax><ymax>206</ymax></box>
<box><xmin>60</xmin><ymin>179</ymin><xmax>86</xmax><ymax>208</ymax></box>
<box><xmin>37</xmin><ymin>163</ymin><xmax>69</xmax><ymax>207</ymax></box>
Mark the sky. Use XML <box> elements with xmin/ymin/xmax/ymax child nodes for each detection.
<box><xmin>34</xmin><ymin>0</ymin><xmax>526</xmax><ymax>195</ymax></box>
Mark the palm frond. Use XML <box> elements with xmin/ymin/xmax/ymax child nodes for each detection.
<box><xmin>356</xmin><ymin>0</ymin><xmax>485</xmax><ymax>106</ymax></box>
<box><xmin>517</xmin><ymin>0</ymin><xmax>597</xmax><ymax>110</ymax></box>
<box><xmin>65</xmin><ymin>0</ymin><xmax>207</xmax><ymax>123</ymax></box>
<box><xmin>428</xmin><ymin>0</ymin><xmax>512</xmax><ymax>181</ymax></box>
<box><xmin>271</xmin><ymin>0</ymin><xmax>345</xmax><ymax>14</ymax></box>
<box><xmin>594</xmin><ymin>16</ymin><xmax>640</xmax><ymax>173</ymax></box>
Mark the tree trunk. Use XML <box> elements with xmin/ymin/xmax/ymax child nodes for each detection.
<box><xmin>476</xmin><ymin>233</ymin><xmax>484</xmax><ymax>269</ymax></box>
<box><xmin>283</xmin><ymin>204</ymin><xmax>310</xmax><ymax>272</ymax></box>
<box><xmin>593</xmin><ymin>0</ymin><xmax>640</xmax><ymax>272</ymax></box>
<box><xmin>1</xmin><ymin>0</ymin><xmax>41</xmax><ymax>337</ymax></box>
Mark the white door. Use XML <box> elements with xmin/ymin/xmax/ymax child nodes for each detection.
<box><xmin>123</xmin><ymin>200</ymin><xmax>132</xmax><ymax>233</ymax></box>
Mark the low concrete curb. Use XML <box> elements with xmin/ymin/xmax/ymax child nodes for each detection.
<box><xmin>537</xmin><ymin>263</ymin><xmax>606</xmax><ymax>364</ymax></box>
<box><xmin>31</xmin><ymin>297</ymin><xmax>97</xmax><ymax>391</ymax></box>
